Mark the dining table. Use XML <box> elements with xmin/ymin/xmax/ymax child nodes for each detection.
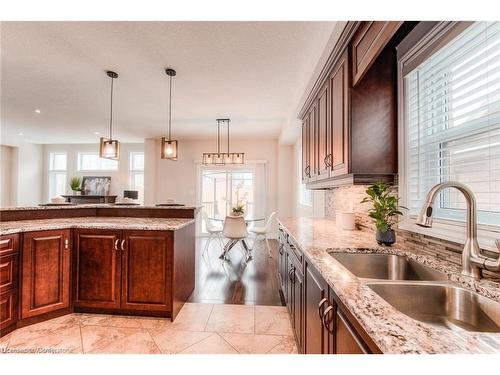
<box><xmin>209</xmin><ymin>216</ymin><xmax>265</xmax><ymax>261</ymax></box>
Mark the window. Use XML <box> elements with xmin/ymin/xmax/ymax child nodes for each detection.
<box><xmin>48</xmin><ymin>152</ymin><xmax>67</xmax><ymax>199</ymax></box>
<box><xmin>201</xmin><ymin>169</ymin><xmax>255</xmax><ymax>220</ymax></box>
<box><xmin>299</xmin><ymin>183</ymin><xmax>312</xmax><ymax>207</ymax></box>
<box><xmin>402</xmin><ymin>22</ymin><xmax>500</xmax><ymax>227</ymax></box>
<box><xmin>78</xmin><ymin>152</ymin><xmax>118</xmax><ymax>171</ymax></box>
<box><xmin>129</xmin><ymin>152</ymin><xmax>144</xmax><ymax>201</ymax></box>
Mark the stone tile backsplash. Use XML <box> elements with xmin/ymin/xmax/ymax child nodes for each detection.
<box><xmin>324</xmin><ymin>185</ymin><xmax>500</xmax><ymax>279</ymax></box>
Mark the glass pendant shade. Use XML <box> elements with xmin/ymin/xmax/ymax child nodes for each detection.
<box><xmin>99</xmin><ymin>137</ymin><xmax>120</xmax><ymax>159</ymax></box>
<box><xmin>161</xmin><ymin>137</ymin><xmax>178</xmax><ymax>160</ymax></box>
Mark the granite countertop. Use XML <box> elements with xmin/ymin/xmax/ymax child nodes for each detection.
<box><xmin>0</xmin><ymin>217</ymin><xmax>195</xmax><ymax>235</ymax></box>
<box><xmin>278</xmin><ymin>217</ymin><xmax>500</xmax><ymax>354</ymax></box>
<box><xmin>0</xmin><ymin>204</ymin><xmax>200</xmax><ymax>211</ymax></box>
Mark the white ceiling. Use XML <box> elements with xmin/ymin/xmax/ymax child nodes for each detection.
<box><xmin>1</xmin><ymin>21</ymin><xmax>336</xmax><ymax>144</ymax></box>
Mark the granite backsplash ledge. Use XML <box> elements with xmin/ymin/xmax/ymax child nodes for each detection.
<box><xmin>325</xmin><ymin>185</ymin><xmax>500</xmax><ymax>279</ymax></box>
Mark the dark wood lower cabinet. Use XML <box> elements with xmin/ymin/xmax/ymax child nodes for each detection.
<box><xmin>304</xmin><ymin>261</ymin><xmax>330</xmax><ymax>354</ymax></box>
<box><xmin>1</xmin><ymin>223</ymin><xmax>195</xmax><ymax>337</ymax></box>
<box><xmin>336</xmin><ymin>310</ymin><xmax>369</xmax><ymax>354</ymax></box>
<box><xmin>278</xmin><ymin>225</ymin><xmax>379</xmax><ymax>354</ymax></box>
<box><xmin>21</xmin><ymin>230</ymin><xmax>71</xmax><ymax>318</ymax></box>
<box><xmin>73</xmin><ymin>229</ymin><xmax>122</xmax><ymax>309</ymax></box>
<box><xmin>121</xmin><ymin>231</ymin><xmax>172</xmax><ymax>311</ymax></box>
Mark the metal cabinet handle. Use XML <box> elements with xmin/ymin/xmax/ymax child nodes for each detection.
<box><xmin>322</xmin><ymin>305</ymin><xmax>335</xmax><ymax>334</ymax></box>
<box><xmin>289</xmin><ymin>266</ymin><xmax>296</xmax><ymax>284</ymax></box>
<box><xmin>120</xmin><ymin>240</ymin><xmax>126</xmax><ymax>251</ymax></box>
<box><xmin>114</xmin><ymin>239</ymin><xmax>119</xmax><ymax>250</ymax></box>
<box><xmin>318</xmin><ymin>298</ymin><xmax>328</xmax><ymax>319</ymax></box>
<box><xmin>64</xmin><ymin>238</ymin><xmax>69</xmax><ymax>249</ymax></box>
<box><xmin>278</xmin><ymin>244</ymin><xmax>284</xmax><ymax>255</ymax></box>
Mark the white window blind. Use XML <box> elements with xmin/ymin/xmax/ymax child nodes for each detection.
<box><xmin>48</xmin><ymin>152</ymin><xmax>67</xmax><ymax>199</ymax></box>
<box><xmin>405</xmin><ymin>22</ymin><xmax>500</xmax><ymax>226</ymax></box>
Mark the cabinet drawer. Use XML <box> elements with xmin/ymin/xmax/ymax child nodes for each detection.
<box><xmin>0</xmin><ymin>253</ymin><xmax>19</xmax><ymax>293</ymax></box>
<box><xmin>0</xmin><ymin>234</ymin><xmax>19</xmax><ymax>256</ymax></box>
<box><xmin>0</xmin><ymin>289</ymin><xmax>18</xmax><ymax>331</ymax></box>
<box><xmin>351</xmin><ymin>21</ymin><xmax>402</xmax><ymax>86</ymax></box>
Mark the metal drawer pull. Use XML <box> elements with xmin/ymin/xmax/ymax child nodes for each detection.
<box><xmin>322</xmin><ymin>305</ymin><xmax>335</xmax><ymax>334</ymax></box>
<box><xmin>120</xmin><ymin>240</ymin><xmax>126</xmax><ymax>251</ymax></box>
<box><xmin>114</xmin><ymin>239</ymin><xmax>119</xmax><ymax>250</ymax></box>
<box><xmin>318</xmin><ymin>298</ymin><xmax>328</xmax><ymax>319</ymax></box>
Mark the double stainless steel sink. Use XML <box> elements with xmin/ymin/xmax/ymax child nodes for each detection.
<box><xmin>328</xmin><ymin>252</ymin><xmax>500</xmax><ymax>333</ymax></box>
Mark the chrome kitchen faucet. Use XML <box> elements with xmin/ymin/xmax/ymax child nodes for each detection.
<box><xmin>416</xmin><ymin>181</ymin><xmax>500</xmax><ymax>280</ymax></box>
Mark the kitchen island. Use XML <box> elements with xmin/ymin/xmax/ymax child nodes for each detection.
<box><xmin>0</xmin><ymin>205</ymin><xmax>198</xmax><ymax>338</ymax></box>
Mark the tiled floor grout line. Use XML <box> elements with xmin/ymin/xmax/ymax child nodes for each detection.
<box><xmin>202</xmin><ymin>304</ymin><xmax>216</xmax><ymax>331</ymax></box>
<box><xmin>78</xmin><ymin>320</ymin><xmax>85</xmax><ymax>354</ymax></box>
<box><xmin>175</xmin><ymin>332</ymin><xmax>217</xmax><ymax>354</ymax></box>
<box><xmin>216</xmin><ymin>332</ymin><xmax>241</xmax><ymax>354</ymax></box>
<box><xmin>145</xmin><ymin>329</ymin><xmax>162</xmax><ymax>354</ymax></box>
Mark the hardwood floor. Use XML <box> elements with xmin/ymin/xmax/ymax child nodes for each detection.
<box><xmin>187</xmin><ymin>236</ymin><xmax>283</xmax><ymax>306</ymax></box>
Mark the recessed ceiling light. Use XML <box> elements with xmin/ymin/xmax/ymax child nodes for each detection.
<box><xmin>93</xmin><ymin>131</ymin><xmax>100</xmax><ymax>135</ymax></box>
<box><xmin>34</xmin><ymin>109</ymin><xmax>41</xmax><ymax>114</ymax></box>
<box><xmin>18</xmin><ymin>132</ymin><xmax>24</xmax><ymax>136</ymax></box>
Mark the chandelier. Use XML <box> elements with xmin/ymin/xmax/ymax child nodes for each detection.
<box><xmin>202</xmin><ymin>119</ymin><xmax>244</xmax><ymax>165</ymax></box>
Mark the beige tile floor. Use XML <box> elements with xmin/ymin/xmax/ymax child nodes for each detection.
<box><xmin>0</xmin><ymin>303</ymin><xmax>298</xmax><ymax>354</ymax></box>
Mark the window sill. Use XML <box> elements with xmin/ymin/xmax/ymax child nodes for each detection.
<box><xmin>398</xmin><ymin>216</ymin><xmax>500</xmax><ymax>253</ymax></box>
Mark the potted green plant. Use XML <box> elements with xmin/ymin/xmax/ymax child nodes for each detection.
<box><xmin>70</xmin><ymin>177</ymin><xmax>82</xmax><ymax>195</ymax></box>
<box><xmin>361</xmin><ymin>181</ymin><xmax>405</xmax><ymax>246</ymax></box>
<box><xmin>231</xmin><ymin>202</ymin><xmax>245</xmax><ymax>217</ymax></box>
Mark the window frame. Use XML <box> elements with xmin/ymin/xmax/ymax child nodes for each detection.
<box><xmin>48</xmin><ymin>152</ymin><xmax>67</xmax><ymax>199</ymax></box>
<box><xmin>129</xmin><ymin>151</ymin><xmax>144</xmax><ymax>202</ymax></box>
<box><xmin>397</xmin><ymin>21</ymin><xmax>500</xmax><ymax>252</ymax></box>
<box><xmin>77</xmin><ymin>151</ymin><xmax>118</xmax><ymax>171</ymax></box>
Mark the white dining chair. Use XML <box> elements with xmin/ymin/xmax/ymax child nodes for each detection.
<box><xmin>221</xmin><ymin>215</ymin><xmax>250</xmax><ymax>260</ymax></box>
<box><xmin>249</xmin><ymin>211</ymin><xmax>276</xmax><ymax>258</ymax></box>
<box><xmin>201</xmin><ymin>210</ymin><xmax>224</xmax><ymax>256</ymax></box>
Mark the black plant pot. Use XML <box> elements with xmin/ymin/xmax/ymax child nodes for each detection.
<box><xmin>376</xmin><ymin>229</ymin><xmax>396</xmax><ymax>246</ymax></box>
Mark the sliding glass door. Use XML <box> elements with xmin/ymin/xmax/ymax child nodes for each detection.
<box><xmin>201</xmin><ymin>169</ymin><xmax>255</xmax><ymax>220</ymax></box>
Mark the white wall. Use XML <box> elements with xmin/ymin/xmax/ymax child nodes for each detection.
<box><xmin>42</xmin><ymin>143</ymin><xmax>144</xmax><ymax>202</ymax></box>
<box><xmin>14</xmin><ymin>142</ymin><xmax>43</xmax><ymax>206</ymax></box>
<box><xmin>0</xmin><ymin>145</ymin><xmax>15</xmax><ymax>206</ymax></box>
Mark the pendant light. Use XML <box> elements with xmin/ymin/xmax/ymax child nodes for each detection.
<box><xmin>202</xmin><ymin>119</ymin><xmax>244</xmax><ymax>165</ymax></box>
<box><xmin>161</xmin><ymin>68</ymin><xmax>178</xmax><ymax>160</ymax></box>
<box><xmin>99</xmin><ymin>71</ymin><xmax>120</xmax><ymax>160</ymax></box>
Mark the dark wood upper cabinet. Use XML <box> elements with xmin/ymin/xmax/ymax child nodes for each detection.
<box><xmin>21</xmin><ymin>230</ymin><xmax>71</xmax><ymax>318</ymax></box>
<box><xmin>73</xmin><ymin>229</ymin><xmax>121</xmax><ymax>309</ymax></box>
<box><xmin>317</xmin><ymin>81</ymin><xmax>330</xmax><ymax>179</ymax></box>
<box><xmin>301</xmin><ymin>119</ymin><xmax>308</xmax><ymax>182</ymax></box>
<box><xmin>351</xmin><ymin>21</ymin><xmax>403</xmax><ymax>86</ymax></box>
<box><xmin>329</xmin><ymin>50</ymin><xmax>350</xmax><ymax>176</ymax></box>
<box><xmin>304</xmin><ymin>260</ymin><xmax>330</xmax><ymax>354</ymax></box>
<box><xmin>121</xmin><ymin>230</ymin><xmax>172</xmax><ymax>311</ymax></box>
<box><xmin>308</xmin><ymin>102</ymin><xmax>318</xmax><ymax>180</ymax></box>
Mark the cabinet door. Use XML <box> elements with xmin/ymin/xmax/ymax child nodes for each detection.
<box><xmin>330</xmin><ymin>50</ymin><xmax>350</xmax><ymax>176</ymax></box>
<box><xmin>21</xmin><ymin>230</ymin><xmax>71</xmax><ymax>318</ymax></box>
<box><xmin>351</xmin><ymin>21</ymin><xmax>402</xmax><ymax>86</ymax></box>
<box><xmin>308</xmin><ymin>102</ymin><xmax>319</xmax><ymax>179</ymax></box>
<box><xmin>301</xmin><ymin>120</ymin><xmax>308</xmax><ymax>182</ymax></box>
<box><xmin>121</xmin><ymin>231</ymin><xmax>171</xmax><ymax>311</ymax></box>
<box><xmin>317</xmin><ymin>82</ymin><xmax>330</xmax><ymax>179</ymax></box>
<box><xmin>336</xmin><ymin>310</ymin><xmax>369</xmax><ymax>354</ymax></box>
<box><xmin>73</xmin><ymin>229</ymin><xmax>121</xmax><ymax>309</ymax></box>
<box><xmin>0</xmin><ymin>290</ymin><xmax>18</xmax><ymax>332</ymax></box>
<box><xmin>303</xmin><ymin>261</ymin><xmax>330</xmax><ymax>354</ymax></box>
<box><xmin>290</xmin><ymin>260</ymin><xmax>303</xmax><ymax>353</ymax></box>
